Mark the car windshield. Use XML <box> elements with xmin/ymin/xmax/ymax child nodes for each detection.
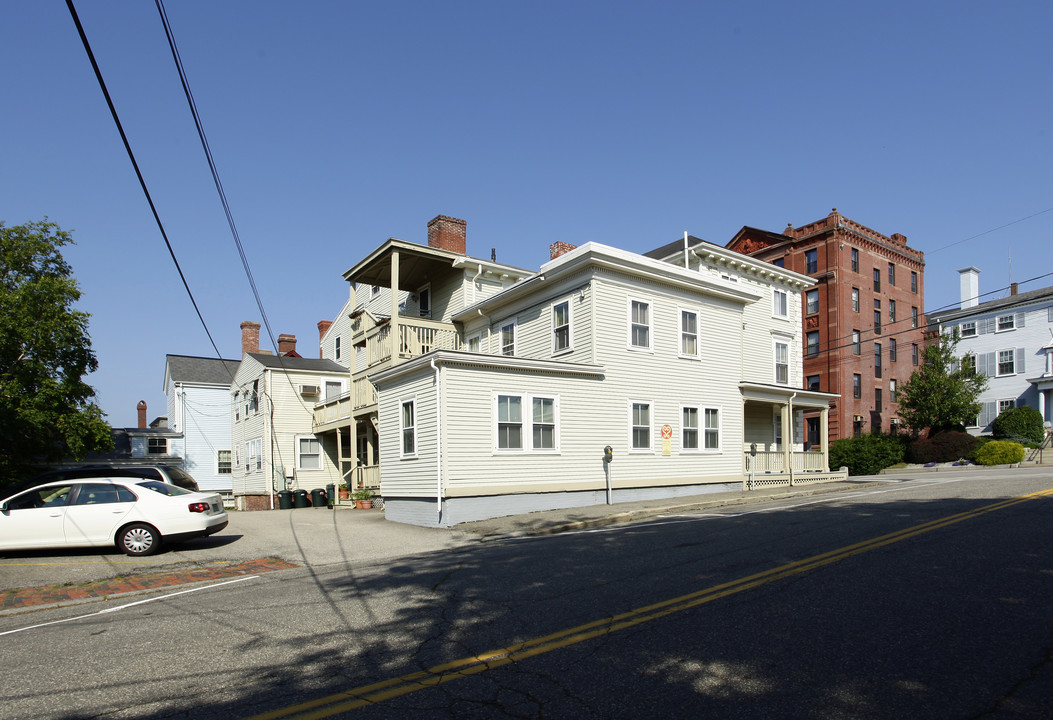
<box><xmin>136</xmin><ymin>480</ymin><xmax>191</xmax><ymax>497</ymax></box>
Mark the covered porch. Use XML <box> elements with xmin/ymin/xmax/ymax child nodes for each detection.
<box><xmin>740</xmin><ymin>382</ymin><xmax>847</xmax><ymax>489</ymax></box>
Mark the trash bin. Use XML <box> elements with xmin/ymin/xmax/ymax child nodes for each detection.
<box><xmin>325</xmin><ymin>484</ymin><xmax>335</xmax><ymax>507</ymax></box>
<box><xmin>277</xmin><ymin>490</ymin><xmax>293</xmax><ymax>510</ymax></box>
<box><xmin>293</xmin><ymin>489</ymin><xmax>309</xmax><ymax>508</ymax></box>
<box><xmin>311</xmin><ymin>488</ymin><xmax>327</xmax><ymax>508</ymax></box>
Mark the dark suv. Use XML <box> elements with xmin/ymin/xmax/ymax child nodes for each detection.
<box><xmin>14</xmin><ymin>465</ymin><xmax>200</xmax><ymax>495</ymax></box>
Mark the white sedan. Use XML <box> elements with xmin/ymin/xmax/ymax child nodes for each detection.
<box><xmin>0</xmin><ymin>478</ymin><xmax>228</xmax><ymax>556</ymax></box>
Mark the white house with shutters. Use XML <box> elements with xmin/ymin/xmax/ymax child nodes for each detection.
<box><xmin>365</xmin><ymin>235</ymin><xmax>845</xmax><ymax>527</ymax></box>
<box><xmin>927</xmin><ymin>267</ymin><xmax>1053</xmax><ymax>435</ymax></box>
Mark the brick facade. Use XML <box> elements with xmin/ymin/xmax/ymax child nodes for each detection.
<box><xmin>728</xmin><ymin>209</ymin><xmax>926</xmax><ymax>442</ymax></box>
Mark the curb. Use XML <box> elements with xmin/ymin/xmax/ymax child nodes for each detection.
<box><xmin>475</xmin><ymin>482</ymin><xmax>885</xmax><ymax>541</ymax></box>
<box><xmin>0</xmin><ymin>557</ymin><xmax>299</xmax><ymax>615</ymax></box>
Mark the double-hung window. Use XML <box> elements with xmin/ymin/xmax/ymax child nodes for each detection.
<box><xmin>400</xmin><ymin>399</ymin><xmax>416</xmax><ymax>457</ymax></box>
<box><xmin>911</xmin><ymin>307</ymin><xmax>919</xmax><ymax>328</ymax></box>
<box><xmin>997</xmin><ymin>349</ymin><xmax>1016</xmax><ymax>376</ymax></box>
<box><xmin>873</xmin><ymin>268</ymin><xmax>881</xmax><ymax>292</ymax></box>
<box><xmin>805</xmin><ymin>249</ymin><xmax>818</xmax><ymax>274</ymax></box>
<box><xmin>217</xmin><ymin>450</ymin><xmax>232</xmax><ymax>475</ymax></box>
<box><xmin>890</xmin><ymin>337</ymin><xmax>897</xmax><ymax>362</ymax></box>
<box><xmin>682</xmin><ymin>406</ymin><xmax>699</xmax><ymax>450</ymax></box>
<box><xmin>875</xmin><ymin>342</ymin><xmax>883</xmax><ymax>378</ymax></box>
<box><xmin>532</xmin><ymin>397</ymin><xmax>556</xmax><ymax>450</ymax></box>
<box><xmin>552</xmin><ymin>301</ymin><xmax>571</xmax><ymax>354</ymax></box>
<box><xmin>774</xmin><ymin>341</ymin><xmax>789</xmax><ymax>384</ymax></box>
<box><xmin>911</xmin><ymin>271</ymin><xmax>918</xmax><ymax>293</ymax></box>
<box><xmin>888</xmin><ymin>263</ymin><xmax>896</xmax><ymax>286</ymax></box>
<box><xmin>851</xmin><ymin>248</ymin><xmax>859</xmax><ymax>272</ymax></box>
<box><xmin>853</xmin><ymin>373</ymin><xmax>862</xmax><ymax>399</ymax></box>
<box><xmin>997</xmin><ymin>315</ymin><xmax>1015</xmax><ymax>332</ymax></box>
<box><xmin>889</xmin><ymin>300</ymin><xmax>896</xmax><ymax>324</ymax></box>
<box><xmin>679</xmin><ymin>309</ymin><xmax>699</xmax><ymax>358</ymax></box>
<box><xmin>806</xmin><ymin>289</ymin><xmax>819</xmax><ymax>315</ymax></box>
<box><xmin>630</xmin><ymin>401</ymin><xmax>652</xmax><ymax>451</ymax></box>
<box><xmin>629</xmin><ymin>299</ymin><xmax>652</xmax><ymax>350</ymax></box>
<box><xmin>773</xmin><ymin>290</ymin><xmax>788</xmax><ymax>318</ymax></box>
<box><xmin>148</xmin><ymin>437</ymin><xmax>167</xmax><ymax>455</ymax></box>
<box><xmin>297</xmin><ymin>436</ymin><xmax>321</xmax><ymax>470</ymax></box>
<box><xmin>852</xmin><ymin>288</ymin><xmax>860</xmax><ymax>313</ymax></box>
<box><xmin>852</xmin><ymin>330</ymin><xmax>861</xmax><ymax>355</ymax></box>
<box><xmin>500</xmin><ymin>320</ymin><xmax>516</xmax><ymax>356</ymax></box>
<box><xmin>960</xmin><ymin>321</ymin><xmax>977</xmax><ymax>337</ymax></box>
<box><xmin>704</xmin><ymin>408</ymin><xmax>720</xmax><ymax>450</ymax></box>
<box><xmin>806</xmin><ymin>331</ymin><xmax>820</xmax><ymax>357</ymax></box>
<box><xmin>496</xmin><ymin>395</ymin><xmax>522</xmax><ymax>450</ymax></box>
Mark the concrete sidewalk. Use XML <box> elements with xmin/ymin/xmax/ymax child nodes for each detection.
<box><xmin>454</xmin><ymin>478</ymin><xmax>887</xmax><ymax>540</ymax></box>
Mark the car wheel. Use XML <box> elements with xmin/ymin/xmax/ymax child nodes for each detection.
<box><xmin>118</xmin><ymin>523</ymin><xmax>160</xmax><ymax>556</ymax></box>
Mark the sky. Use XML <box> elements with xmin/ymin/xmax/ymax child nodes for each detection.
<box><xmin>3</xmin><ymin>1</ymin><xmax>1052</xmax><ymax>427</ymax></box>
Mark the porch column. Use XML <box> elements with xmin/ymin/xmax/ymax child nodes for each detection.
<box><xmin>390</xmin><ymin>250</ymin><xmax>400</xmax><ymax>361</ymax></box>
<box><xmin>781</xmin><ymin>403</ymin><xmax>792</xmax><ymax>474</ymax></box>
<box><xmin>820</xmin><ymin>406</ymin><xmax>830</xmax><ymax>472</ymax></box>
<box><xmin>348</xmin><ymin>416</ymin><xmax>357</xmax><ymax>486</ymax></box>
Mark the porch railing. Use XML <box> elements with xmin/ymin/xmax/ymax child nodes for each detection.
<box><xmin>745</xmin><ymin>450</ymin><xmax>827</xmax><ymax>473</ymax></box>
<box><xmin>365</xmin><ymin>317</ymin><xmax>461</xmax><ymax>369</ymax></box>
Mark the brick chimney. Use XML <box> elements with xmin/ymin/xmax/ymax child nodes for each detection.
<box><xmin>241</xmin><ymin>321</ymin><xmax>260</xmax><ymax>356</ymax></box>
<box><xmin>137</xmin><ymin>400</ymin><xmax>147</xmax><ymax>429</ymax></box>
<box><xmin>1010</xmin><ymin>282</ymin><xmax>1018</xmax><ymax>296</ymax></box>
<box><xmin>427</xmin><ymin>215</ymin><xmax>467</xmax><ymax>254</ymax></box>
<box><xmin>317</xmin><ymin>320</ymin><xmax>333</xmax><ymax>358</ymax></box>
<box><xmin>550</xmin><ymin>241</ymin><xmax>578</xmax><ymax>260</ymax></box>
<box><xmin>278</xmin><ymin>333</ymin><xmax>297</xmax><ymax>356</ymax></box>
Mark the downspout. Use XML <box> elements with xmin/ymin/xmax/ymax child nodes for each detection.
<box><xmin>430</xmin><ymin>358</ymin><xmax>442</xmax><ymax>518</ymax></box>
<box><xmin>470</xmin><ymin>263</ymin><xmax>483</xmax><ymax>305</ymax></box>
<box><xmin>682</xmin><ymin>231</ymin><xmax>689</xmax><ymax>269</ymax></box>
<box><xmin>265</xmin><ymin>369</ymin><xmax>275</xmax><ymax>510</ymax></box>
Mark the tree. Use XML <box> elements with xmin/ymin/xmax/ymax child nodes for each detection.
<box><xmin>0</xmin><ymin>220</ymin><xmax>112</xmax><ymax>484</ymax></box>
<box><xmin>897</xmin><ymin>332</ymin><xmax>987</xmax><ymax>436</ymax></box>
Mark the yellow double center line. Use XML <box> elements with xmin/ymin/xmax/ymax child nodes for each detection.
<box><xmin>247</xmin><ymin>488</ymin><xmax>1053</xmax><ymax>720</ymax></box>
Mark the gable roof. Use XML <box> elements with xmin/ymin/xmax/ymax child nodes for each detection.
<box><xmin>928</xmin><ymin>284</ymin><xmax>1053</xmax><ymax>323</ymax></box>
<box><xmin>165</xmin><ymin>355</ymin><xmax>241</xmax><ymax>387</ymax></box>
<box><xmin>246</xmin><ymin>353</ymin><xmax>347</xmax><ymax>373</ymax></box>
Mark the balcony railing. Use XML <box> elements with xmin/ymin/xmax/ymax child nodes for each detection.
<box><xmin>366</xmin><ymin>318</ymin><xmax>461</xmax><ymax>368</ymax></box>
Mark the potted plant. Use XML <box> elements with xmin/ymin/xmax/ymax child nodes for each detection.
<box><xmin>338</xmin><ymin>484</ymin><xmax>350</xmax><ymax>501</ymax></box>
<box><xmin>352</xmin><ymin>487</ymin><xmax>374</xmax><ymax>509</ymax></box>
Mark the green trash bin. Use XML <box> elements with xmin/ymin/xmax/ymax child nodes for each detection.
<box><xmin>325</xmin><ymin>484</ymin><xmax>335</xmax><ymax>508</ymax></box>
<box><xmin>310</xmin><ymin>488</ymin><xmax>327</xmax><ymax>508</ymax></box>
<box><xmin>293</xmin><ymin>489</ymin><xmax>309</xmax><ymax>508</ymax></box>
<box><xmin>277</xmin><ymin>490</ymin><xmax>293</xmax><ymax>510</ymax></box>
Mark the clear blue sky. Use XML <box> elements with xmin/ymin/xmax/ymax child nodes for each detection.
<box><xmin>4</xmin><ymin>1</ymin><xmax>1052</xmax><ymax>427</ymax></box>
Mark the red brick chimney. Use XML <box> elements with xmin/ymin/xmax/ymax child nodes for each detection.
<box><xmin>427</xmin><ymin>215</ymin><xmax>467</xmax><ymax>254</ymax></box>
<box><xmin>278</xmin><ymin>333</ymin><xmax>297</xmax><ymax>356</ymax></box>
<box><xmin>241</xmin><ymin>321</ymin><xmax>260</xmax><ymax>356</ymax></box>
<box><xmin>317</xmin><ymin>320</ymin><xmax>333</xmax><ymax>358</ymax></box>
<box><xmin>137</xmin><ymin>400</ymin><xmax>147</xmax><ymax>429</ymax></box>
<box><xmin>550</xmin><ymin>241</ymin><xmax>577</xmax><ymax>260</ymax></box>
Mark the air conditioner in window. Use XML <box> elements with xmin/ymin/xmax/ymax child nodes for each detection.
<box><xmin>300</xmin><ymin>385</ymin><xmax>319</xmax><ymax>397</ymax></box>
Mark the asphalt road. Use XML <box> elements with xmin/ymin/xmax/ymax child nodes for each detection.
<box><xmin>2</xmin><ymin>470</ymin><xmax>1052</xmax><ymax>719</ymax></box>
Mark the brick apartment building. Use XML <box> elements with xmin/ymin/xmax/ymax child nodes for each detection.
<box><xmin>727</xmin><ymin>209</ymin><xmax>926</xmax><ymax>442</ymax></box>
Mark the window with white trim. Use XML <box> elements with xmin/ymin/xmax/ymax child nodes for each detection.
<box><xmin>297</xmin><ymin>436</ymin><xmax>321</xmax><ymax>470</ymax></box>
<box><xmin>960</xmin><ymin>321</ymin><xmax>976</xmax><ymax>337</ymax></box>
<box><xmin>495</xmin><ymin>394</ymin><xmax>559</xmax><ymax>452</ymax></box>
<box><xmin>335</xmin><ymin>336</ymin><xmax>341</xmax><ymax>360</ymax></box>
<box><xmin>679</xmin><ymin>309</ymin><xmax>699</xmax><ymax>358</ymax></box>
<box><xmin>682</xmin><ymin>406</ymin><xmax>699</xmax><ymax>450</ymax></box>
<box><xmin>467</xmin><ymin>334</ymin><xmax>481</xmax><ymax>353</ymax></box>
<box><xmin>774</xmin><ymin>341</ymin><xmax>789</xmax><ymax>384</ymax></box>
<box><xmin>532</xmin><ymin>397</ymin><xmax>556</xmax><ymax>450</ymax></box>
<box><xmin>704</xmin><ymin>408</ymin><xmax>720</xmax><ymax>450</ymax></box>
<box><xmin>997</xmin><ymin>314</ymin><xmax>1015</xmax><ymax>332</ymax></box>
<box><xmin>805</xmin><ymin>289</ymin><xmax>818</xmax><ymax>315</ymax></box>
<box><xmin>852</xmin><ymin>288</ymin><xmax>860</xmax><ymax>312</ymax></box>
<box><xmin>496</xmin><ymin>394</ymin><xmax>523</xmax><ymax>450</ymax></box>
<box><xmin>217</xmin><ymin>449</ymin><xmax>232</xmax><ymax>475</ymax></box>
<box><xmin>806</xmin><ymin>331</ymin><xmax>819</xmax><ymax>357</ymax></box>
<box><xmin>997</xmin><ymin>348</ymin><xmax>1015</xmax><ymax>376</ymax></box>
<box><xmin>773</xmin><ymin>290</ymin><xmax>788</xmax><ymax>318</ymax></box>
<box><xmin>148</xmin><ymin>437</ymin><xmax>167</xmax><ymax>455</ymax></box>
<box><xmin>630</xmin><ymin>401</ymin><xmax>652</xmax><ymax>451</ymax></box>
<box><xmin>998</xmin><ymin>399</ymin><xmax>1016</xmax><ymax>415</ymax></box>
<box><xmin>552</xmin><ymin>301</ymin><xmax>571</xmax><ymax>354</ymax></box>
<box><xmin>400</xmin><ymin>399</ymin><xmax>416</xmax><ymax>456</ymax></box>
<box><xmin>245</xmin><ymin>438</ymin><xmax>262</xmax><ymax>472</ymax></box>
<box><xmin>500</xmin><ymin>320</ymin><xmax>516</xmax><ymax>356</ymax></box>
<box><xmin>233</xmin><ymin>392</ymin><xmax>239</xmax><ymax>422</ymax></box>
<box><xmin>629</xmin><ymin>299</ymin><xmax>652</xmax><ymax>350</ymax></box>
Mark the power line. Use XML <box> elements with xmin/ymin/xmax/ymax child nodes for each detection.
<box><xmin>65</xmin><ymin>0</ymin><xmax>224</xmax><ymax>362</ymax></box>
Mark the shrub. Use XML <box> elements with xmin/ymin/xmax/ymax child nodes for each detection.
<box><xmin>930</xmin><ymin>431</ymin><xmax>979</xmax><ymax>462</ymax></box>
<box><xmin>906</xmin><ymin>438</ymin><xmax>937</xmax><ymax>465</ymax></box>
<box><xmin>991</xmin><ymin>406</ymin><xmax>1044</xmax><ymax>444</ymax></box>
<box><xmin>830</xmin><ymin>432</ymin><xmax>906</xmax><ymax>476</ymax></box>
<box><xmin>973</xmin><ymin>440</ymin><xmax>1026</xmax><ymax>466</ymax></box>
<box><xmin>968</xmin><ymin>436</ymin><xmax>994</xmax><ymax>463</ymax></box>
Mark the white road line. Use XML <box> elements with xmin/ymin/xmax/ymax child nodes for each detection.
<box><xmin>0</xmin><ymin>575</ymin><xmax>260</xmax><ymax>637</ymax></box>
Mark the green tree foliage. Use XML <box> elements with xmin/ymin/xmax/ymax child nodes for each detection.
<box><xmin>991</xmin><ymin>406</ymin><xmax>1044</xmax><ymax>445</ymax></box>
<box><xmin>0</xmin><ymin>220</ymin><xmax>112</xmax><ymax>484</ymax></box>
<box><xmin>829</xmin><ymin>432</ymin><xmax>906</xmax><ymax>476</ymax></box>
<box><xmin>974</xmin><ymin>440</ymin><xmax>1026</xmax><ymax>466</ymax></box>
<box><xmin>897</xmin><ymin>333</ymin><xmax>987</xmax><ymax>436</ymax></box>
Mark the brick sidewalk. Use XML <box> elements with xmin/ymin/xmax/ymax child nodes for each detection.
<box><xmin>1</xmin><ymin>557</ymin><xmax>298</xmax><ymax>611</ymax></box>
